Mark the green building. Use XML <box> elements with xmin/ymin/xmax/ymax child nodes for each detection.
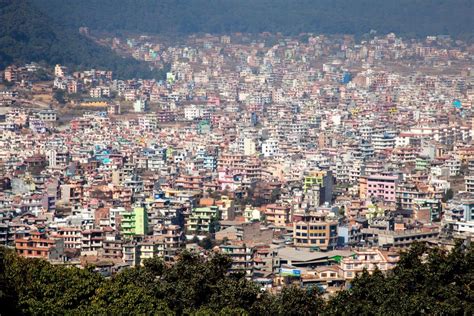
<box><xmin>304</xmin><ymin>175</ymin><xmax>324</xmax><ymax>191</ymax></box>
<box><xmin>121</xmin><ymin>207</ymin><xmax>148</xmax><ymax>238</ymax></box>
<box><xmin>415</xmin><ymin>157</ymin><xmax>429</xmax><ymax>171</ymax></box>
<box><xmin>303</xmin><ymin>170</ymin><xmax>333</xmax><ymax>204</ymax></box>
<box><xmin>187</xmin><ymin>206</ymin><xmax>220</xmax><ymax>234</ymax></box>
<box><xmin>197</xmin><ymin>120</ymin><xmax>211</xmax><ymax>134</ymax></box>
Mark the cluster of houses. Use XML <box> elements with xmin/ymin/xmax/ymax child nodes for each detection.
<box><xmin>0</xmin><ymin>32</ymin><xmax>473</xmax><ymax>292</ymax></box>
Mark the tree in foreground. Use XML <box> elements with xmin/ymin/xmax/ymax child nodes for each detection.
<box><xmin>0</xmin><ymin>242</ymin><xmax>473</xmax><ymax>315</ymax></box>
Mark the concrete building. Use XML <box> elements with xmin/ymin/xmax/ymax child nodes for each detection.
<box><xmin>121</xmin><ymin>207</ymin><xmax>148</xmax><ymax>238</ymax></box>
<box><xmin>360</xmin><ymin>174</ymin><xmax>399</xmax><ymax>202</ymax></box>
<box><xmin>341</xmin><ymin>248</ymin><xmax>399</xmax><ymax>280</ymax></box>
<box><xmin>15</xmin><ymin>231</ymin><xmax>65</xmax><ymax>261</ymax></box>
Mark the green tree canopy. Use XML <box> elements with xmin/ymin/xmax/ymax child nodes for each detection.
<box><xmin>1</xmin><ymin>242</ymin><xmax>473</xmax><ymax>315</ymax></box>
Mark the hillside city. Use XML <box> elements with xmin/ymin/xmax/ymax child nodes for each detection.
<box><xmin>1</xmin><ymin>31</ymin><xmax>474</xmax><ymax>295</ymax></box>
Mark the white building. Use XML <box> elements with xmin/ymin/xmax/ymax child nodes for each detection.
<box><xmin>371</xmin><ymin>133</ymin><xmax>395</xmax><ymax>152</ymax></box>
<box><xmin>262</xmin><ymin>138</ymin><xmax>279</xmax><ymax>157</ymax></box>
<box><xmin>54</xmin><ymin>64</ymin><xmax>67</xmax><ymax>78</ymax></box>
<box><xmin>134</xmin><ymin>99</ymin><xmax>147</xmax><ymax>113</ymax></box>
<box><xmin>445</xmin><ymin>158</ymin><xmax>461</xmax><ymax>177</ymax></box>
<box><xmin>465</xmin><ymin>176</ymin><xmax>474</xmax><ymax>193</ymax></box>
<box><xmin>184</xmin><ymin>104</ymin><xmax>205</xmax><ymax>121</ymax></box>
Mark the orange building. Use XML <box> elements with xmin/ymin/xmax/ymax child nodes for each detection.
<box><xmin>15</xmin><ymin>231</ymin><xmax>65</xmax><ymax>260</ymax></box>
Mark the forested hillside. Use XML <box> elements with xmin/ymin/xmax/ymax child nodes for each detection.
<box><xmin>0</xmin><ymin>0</ymin><xmax>162</xmax><ymax>79</ymax></box>
<box><xmin>33</xmin><ymin>0</ymin><xmax>474</xmax><ymax>39</ymax></box>
<box><xmin>1</xmin><ymin>243</ymin><xmax>473</xmax><ymax>315</ymax></box>
<box><xmin>2</xmin><ymin>0</ymin><xmax>472</xmax><ymax>79</ymax></box>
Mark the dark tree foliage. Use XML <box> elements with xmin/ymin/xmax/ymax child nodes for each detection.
<box><xmin>32</xmin><ymin>0</ymin><xmax>473</xmax><ymax>39</ymax></box>
<box><xmin>0</xmin><ymin>0</ymin><xmax>165</xmax><ymax>79</ymax></box>
<box><xmin>53</xmin><ymin>90</ymin><xmax>66</xmax><ymax>104</ymax></box>
<box><xmin>325</xmin><ymin>242</ymin><xmax>474</xmax><ymax>315</ymax></box>
<box><xmin>1</xmin><ymin>243</ymin><xmax>473</xmax><ymax>315</ymax></box>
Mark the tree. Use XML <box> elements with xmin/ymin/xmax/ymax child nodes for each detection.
<box><xmin>0</xmin><ymin>247</ymin><xmax>104</xmax><ymax>314</ymax></box>
<box><xmin>0</xmin><ymin>248</ymin><xmax>19</xmax><ymax>315</ymax></box>
<box><xmin>273</xmin><ymin>285</ymin><xmax>324</xmax><ymax>316</ymax></box>
<box><xmin>0</xmin><ymin>0</ymin><xmax>164</xmax><ymax>79</ymax></box>
<box><xmin>191</xmin><ymin>235</ymin><xmax>200</xmax><ymax>244</ymax></box>
<box><xmin>31</xmin><ymin>0</ymin><xmax>474</xmax><ymax>39</ymax></box>
<box><xmin>325</xmin><ymin>242</ymin><xmax>474</xmax><ymax>315</ymax></box>
<box><xmin>443</xmin><ymin>188</ymin><xmax>454</xmax><ymax>202</ymax></box>
<box><xmin>142</xmin><ymin>256</ymin><xmax>165</xmax><ymax>275</ymax></box>
<box><xmin>198</xmin><ymin>236</ymin><xmax>214</xmax><ymax>250</ymax></box>
<box><xmin>209</xmin><ymin>217</ymin><xmax>220</xmax><ymax>234</ymax></box>
<box><xmin>1</xmin><ymin>243</ymin><xmax>473</xmax><ymax>314</ymax></box>
<box><xmin>53</xmin><ymin>89</ymin><xmax>66</xmax><ymax>104</ymax></box>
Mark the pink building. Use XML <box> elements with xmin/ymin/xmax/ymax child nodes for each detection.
<box><xmin>361</xmin><ymin>174</ymin><xmax>398</xmax><ymax>202</ymax></box>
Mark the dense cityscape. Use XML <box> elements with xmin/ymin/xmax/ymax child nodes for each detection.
<box><xmin>1</xmin><ymin>0</ymin><xmax>474</xmax><ymax>315</ymax></box>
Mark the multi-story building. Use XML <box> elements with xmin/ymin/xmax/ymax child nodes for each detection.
<box><xmin>371</xmin><ymin>133</ymin><xmax>395</xmax><ymax>152</ymax></box>
<box><xmin>0</xmin><ymin>223</ymin><xmax>9</xmax><ymax>245</ymax></box>
<box><xmin>219</xmin><ymin>243</ymin><xmax>254</xmax><ymax>278</ymax></box>
<box><xmin>341</xmin><ymin>248</ymin><xmax>399</xmax><ymax>280</ymax></box>
<box><xmin>187</xmin><ymin>206</ymin><xmax>220</xmax><ymax>234</ymax></box>
<box><xmin>264</xmin><ymin>204</ymin><xmax>291</xmax><ymax>227</ymax></box>
<box><xmin>101</xmin><ymin>238</ymin><xmax>124</xmax><ymax>260</ymax></box>
<box><xmin>444</xmin><ymin>200</ymin><xmax>474</xmax><ymax>236</ymax></box>
<box><xmin>465</xmin><ymin>176</ymin><xmax>474</xmax><ymax>193</ymax></box>
<box><xmin>360</xmin><ymin>173</ymin><xmax>399</xmax><ymax>202</ymax></box>
<box><xmin>121</xmin><ymin>207</ymin><xmax>148</xmax><ymax>238</ymax></box>
<box><xmin>122</xmin><ymin>239</ymin><xmax>165</xmax><ymax>266</ymax></box>
<box><xmin>15</xmin><ymin>231</ymin><xmax>65</xmax><ymax>261</ymax></box>
<box><xmin>293</xmin><ymin>211</ymin><xmax>338</xmax><ymax>250</ymax></box>
<box><xmin>55</xmin><ymin>227</ymin><xmax>82</xmax><ymax>249</ymax></box>
<box><xmin>375</xmin><ymin>228</ymin><xmax>440</xmax><ymax>248</ymax></box>
<box><xmin>81</xmin><ymin>229</ymin><xmax>103</xmax><ymax>254</ymax></box>
<box><xmin>262</xmin><ymin>138</ymin><xmax>279</xmax><ymax>157</ymax></box>
<box><xmin>303</xmin><ymin>170</ymin><xmax>334</xmax><ymax>204</ymax></box>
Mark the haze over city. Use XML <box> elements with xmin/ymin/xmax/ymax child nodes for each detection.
<box><xmin>0</xmin><ymin>0</ymin><xmax>473</xmax><ymax>314</ymax></box>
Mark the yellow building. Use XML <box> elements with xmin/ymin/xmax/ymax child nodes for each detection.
<box><xmin>80</xmin><ymin>98</ymin><xmax>108</xmax><ymax>107</ymax></box>
<box><xmin>293</xmin><ymin>220</ymin><xmax>338</xmax><ymax>250</ymax></box>
<box><xmin>264</xmin><ymin>204</ymin><xmax>291</xmax><ymax>227</ymax></box>
<box><xmin>304</xmin><ymin>171</ymin><xmax>326</xmax><ymax>191</ymax></box>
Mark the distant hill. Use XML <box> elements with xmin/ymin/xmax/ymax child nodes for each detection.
<box><xmin>32</xmin><ymin>0</ymin><xmax>473</xmax><ymax>39</ymax></box>
<box><xmin>0</xmin><ymin>0</ymin><xmax>162</xmax><ymax>79</ymax></box>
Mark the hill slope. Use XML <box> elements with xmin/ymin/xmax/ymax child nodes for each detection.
<box><xmin>0</xmin><ymin>0</ymin><xmax>160</xmax><ymax>79</ymax></box>
<box><xmin>32</xmin><ymin>0</ymin><xmax>474</xmax><ymax>39</ymax></box>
